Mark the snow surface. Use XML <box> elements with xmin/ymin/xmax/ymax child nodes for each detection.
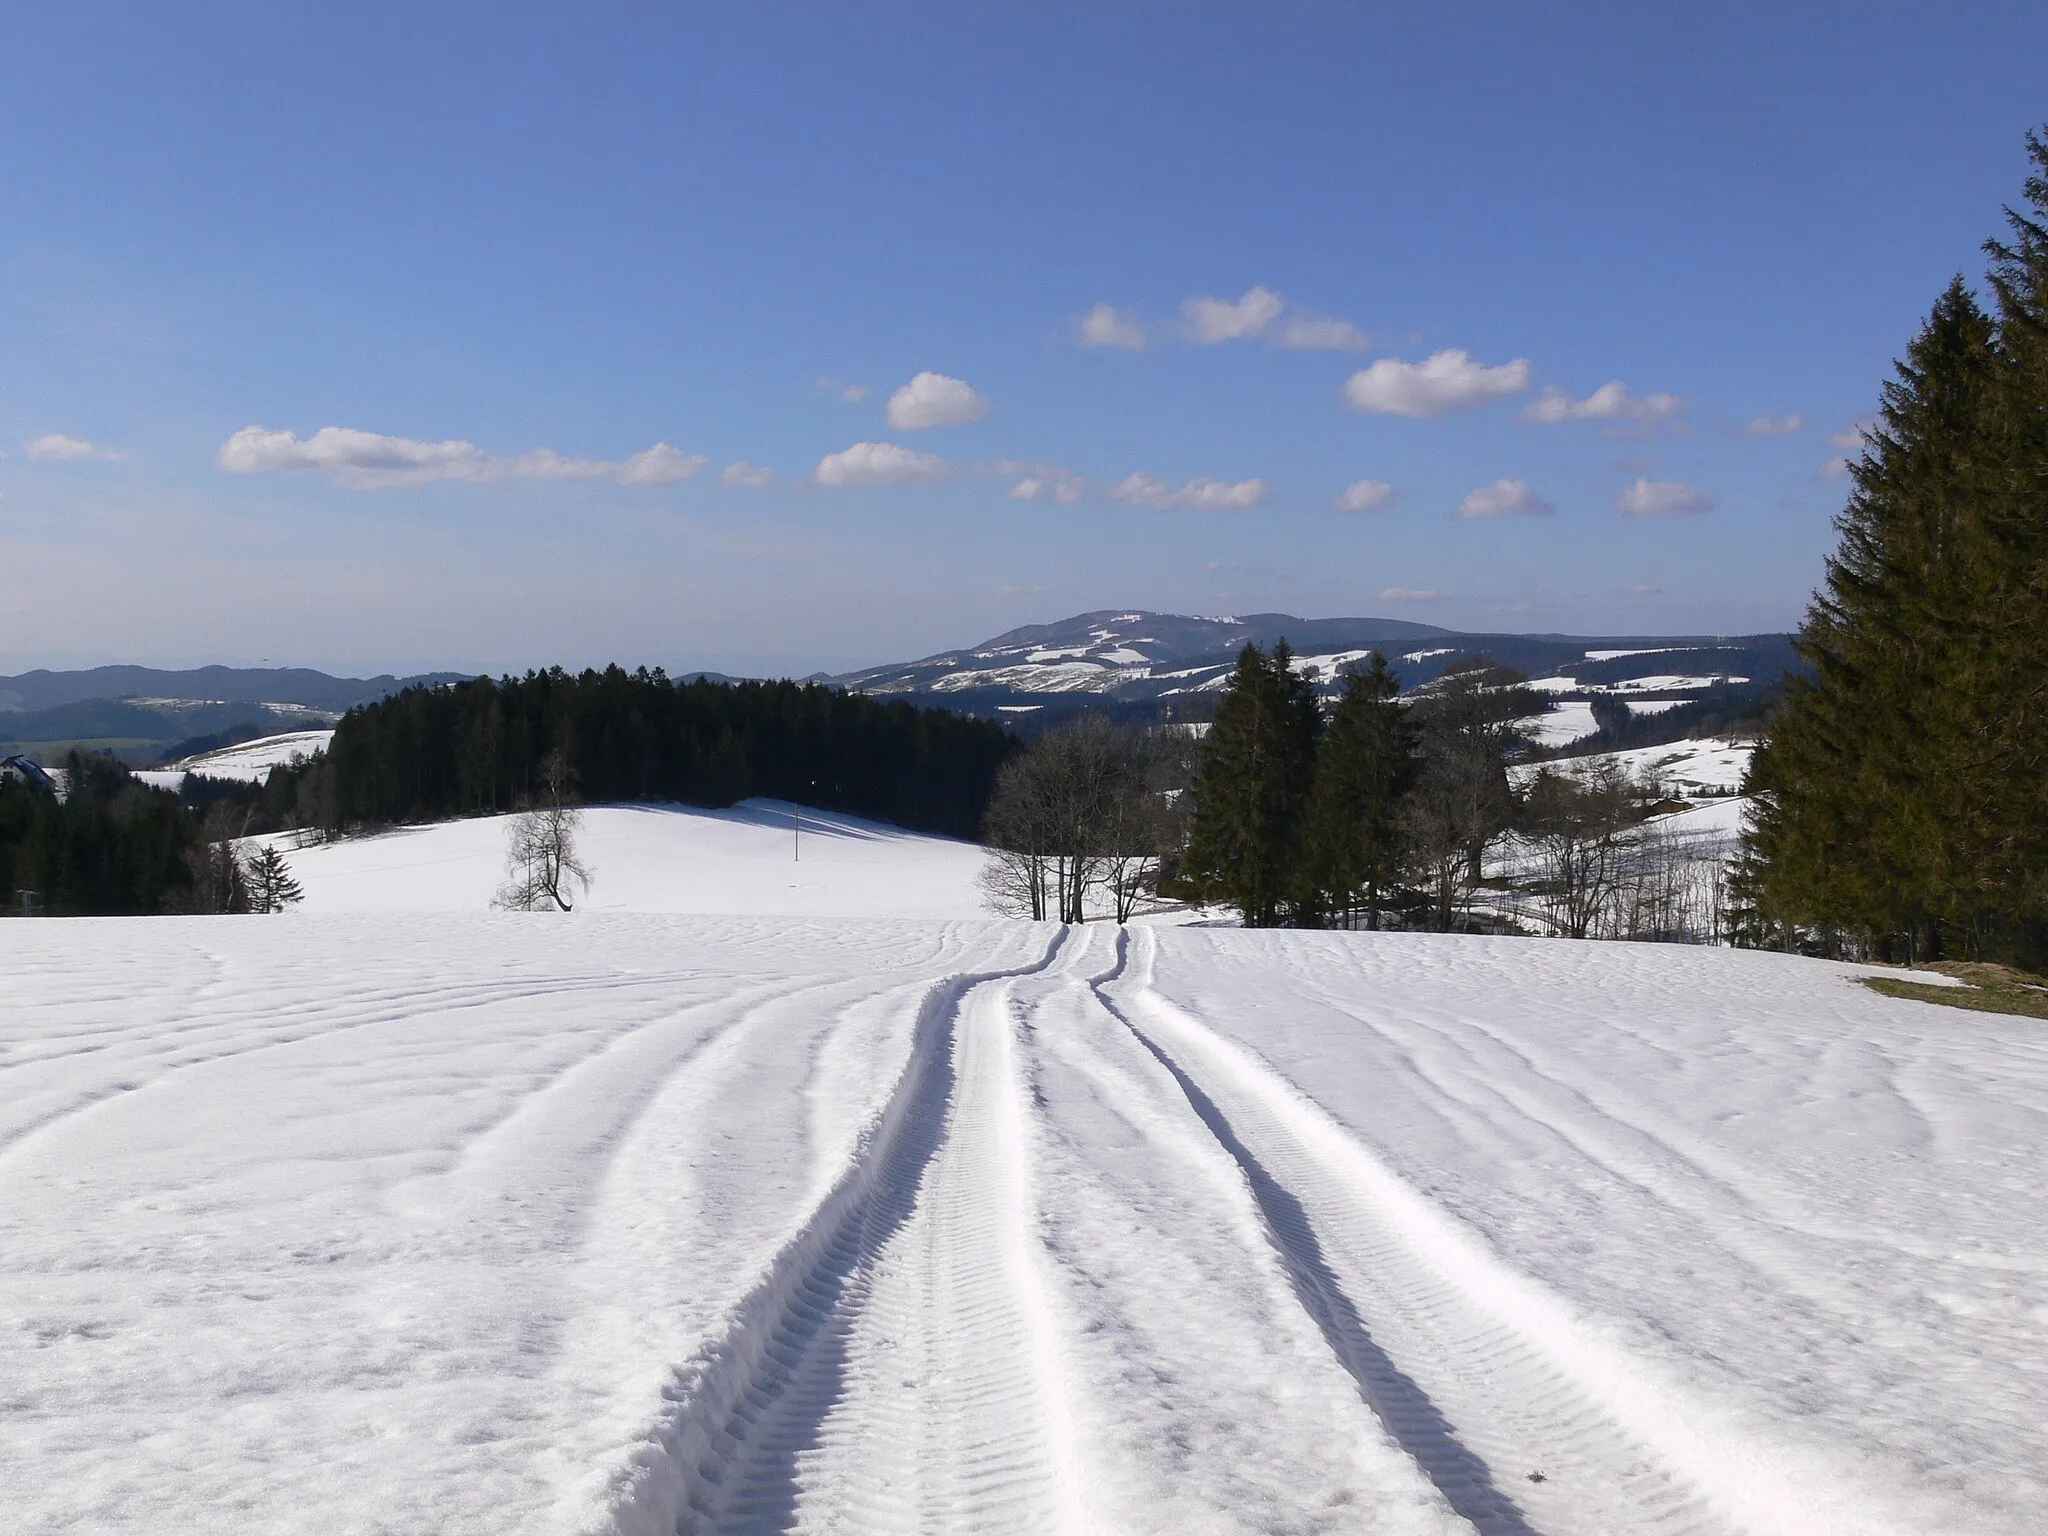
<box><xmin>1521</xmin><ymin>700</ymin><xmax>1598</xmax><ymax>747</ymax></box>
<box><xmin>4</xmin><ymin>917</ymin><xmax>2042</xmax><ymax>1534</ymax></box>
<box><xmin>144</xmin><ymin>729</ymin><xmax>338</xmax><ymax>789</ymax></box>
<box><xmin>1521</xmin><ymin>736</ymin><xmax>1755</xmax><ymax>796</ymax></box>
<box><xmin>259</xmin><ymin>800</ymin><xmax>990</xmax><ymax>919</ymax></box>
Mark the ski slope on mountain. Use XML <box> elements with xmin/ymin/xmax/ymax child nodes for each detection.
<box><xmin>258</xmin><ymin>800</ymin><xmax>989</xmax><ymax>919</ymax></box>
<box><xmin>5</xmin><ymin>912</ymin><xmax>2042</xmax><ymax>1534</ymax></box>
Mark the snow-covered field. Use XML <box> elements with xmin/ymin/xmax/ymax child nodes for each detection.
<box><xmin>5</xmin><ymin>908</ymin><xmax>2043</xmax><ymax>1534</ymax></box>
<box><xmin>135</xmin><ymin>729</ymin><xmax>338</xmax><ymax>791</ymax></box>
<box><xmin>258</xmin><ymin>801</ymin><xmax>989</xmax><ymax>919</ymax></box>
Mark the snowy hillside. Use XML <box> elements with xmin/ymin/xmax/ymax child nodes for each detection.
<box><xmin>4</xmin><ymin>915</ymin><xmax>2041</xmax><ymax>1534</ymax></box>
<box><xmin>831</xmin><ymin>608</ymin><xmax>1790</xmax><ymax>725</ymax></box>
<box><xmin>259</xmin><ymin>799</ymin><xmax>988</xmax><ymax>919</ymax></box>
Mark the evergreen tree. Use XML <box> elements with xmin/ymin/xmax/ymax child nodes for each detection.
<box><xmin>245</xmin><ymin>844</ymin><xmax>305</xmax><ymax>913</ymax></box>
<box><xmin>1743</xmin><ymin>127</ymin><xmax>2048</xmax><ymax>965</ymax></box>
<box><xmin>1742</xmin><ymin>278</ymin><xmax>2000</xmax><ymax>957</ymax></box>
<box><xmin>1305</xmin><ymin>654</ymin><xmax>1415</xmax><ymax>929</ymax></box>
<box><xmin>1181</xmin><ymin>641</ymin><xmax>1321</xmax><ymax>927</ymax></box>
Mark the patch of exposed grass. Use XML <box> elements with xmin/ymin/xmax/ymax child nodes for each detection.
<box><xmin>1860</xmin><ymin>962</ymin><xmax>2048</xmax><ymax>1020</ymax></box>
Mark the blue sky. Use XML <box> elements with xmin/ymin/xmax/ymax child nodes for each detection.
<box><xmin>3</xmin><ymin>4</ymin><xmax>2044</xmax><ymax>677</ymax></box>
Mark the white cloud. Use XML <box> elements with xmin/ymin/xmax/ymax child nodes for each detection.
<box><xmin>978</xmin><ymin>458</ymin><xmax>1085</xmax><ymax>503</ymax></box>
<box><xmin>719</xmin><ymin>461</ymin><xmax>773</xmax><ymax>488</ymax></box>
<box><xmin>1519</xmin><ymin>380</ymin><xmax>1683</xmax><ymax>423</ymax></box>
<box><xmin>1009</xmin><ymin>476</ymin><xmax>1084</xmax><ymax>504</ymax></box>
<box><xmin>508</xmin><ymin>448</ymin><xmax>614</xmax><ymax>480</ymax></box>
<box><xmin>1344</xmin><ymin>349</ymin><xmax>1531</xmax><ymax>418</ymax></box>
<box><xmin>1820</xmin><ymin>457</ymin><xmax>1853</xmax><ymax>480</ymax></box>
<box><xmin>219</xmin><ymin>426</ymin><xmax>493</xmax><ymax>486</ymax></box>
<box><xmin>217</xmin><ymin>425</ymin><xmax>703</xmax><ymax>489</ymax></box>
<box><xmin>1077</xmin><ymin>303</ymin><xmax>1148</xmax><ymax>349</ymax></box>
<box><xmin>1828</xmin><ymin>416</ymin><xmax>1875</xmax><ymax>450</ymax></box>
<box><xmin>885</xmin><ymin>371</ymin><xmax>990</xmax><ymax>430</ymax></box>
<box><xmin>1182</xmin><ymin>286</ymin><xmax>1284</xmax><ymax>342</ymax></box>
<box><xmin>1742</xmin><ymin>413</ymin><xmax>1805</xmax><ymax>436</ymax></box>
<box><xmin>1456</xmin><ymin>477</ymin><xmax>1553</xmax><ymax>519</ymax></box>
<box><xmin>814</xmin><ymin>441</ymin><xmax>950</xmax><ymax>487</ymax></box>
<box><xmin>1276</xmin><ymin>312</ymin><xmax>1369</xmax><ymax>350</ymax></box>
<box><xmin>1616</xmin><ymin>477</ymin><xmax>1714</xmax><ymax>517</ymax></box>
<box><xmin>1111</xmin><ymin>473</ymin><xmax>1267</xmax><ymax>512</ymax></box>
<box><xmin>25</xmin><ymin>433</ymin><xmax>124</xmax><ymax>462</ymax></box>
<box><xmin>1378</xmin><ymin>586</ymin><xmax>1443</xmax><ymax>602</ymax></box>
<box><xmin>1332</xmin><ymin>478</ymin><xmax>1394</xmax><ymax>511</ymax></box>
<box><xmin>814</xmin><ymin>377</ymin><xmax>871</xmax><ymax>401</ymax></box>
<box><xmin>616</xmin><ymin>443</ymin><xmax>707</xmax><ymax>484</ymax></box>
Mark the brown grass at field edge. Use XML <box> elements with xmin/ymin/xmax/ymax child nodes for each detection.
<box><xmin>1860</xmin><ymin>961</ymin><xmax>2048</xmax><ymax>1021</ymax></box>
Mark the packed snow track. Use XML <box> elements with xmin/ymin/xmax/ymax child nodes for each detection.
<box><xmin>3</xmin><ymin>916</ymin><xmax>2041</xmax><ymax>1533</ymax></box>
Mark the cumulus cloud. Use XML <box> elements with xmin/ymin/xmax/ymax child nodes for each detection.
<box><xmin>25</xmin><ymin>433</ymin><xmax>124</xmax><ymax>462</ymax></box>
<box><xmin>1182</xmin><ymin>286</ymin><xmax>1285</xmax><ymax>342</ymax></box>
<box><xmin>616</xmin><ymin>444</ymin><xmax>705</xmax><ymax>484</ymax></box>
<box><xmin>1456</xmin><ymin>477</ymin><xmax>1553</xmax><ymax>519</ymax></box>
<box><xmin>980</xmin><ymin>459</ymin><xmax>1086</xmax><ymax>504</ymax></box>
<box><xmin>885</xmin><ymin>371</ymin><xmax>990</xmax><ymax>430</ymax></box>
<box><xmin>814</xmin><ymin>441</ymin><xmax>950</xmax><ymax>487</ymax></box>
<box><xmin>1344</xmin><ymin>350</ymin><xmax>1531</xmax><ymax>418</ymax></box>
<box><xmin>216</xmin><ymin>426</ymin><xmax>705</xmax><ymax>489</ymax></box>
<box><xmin>719</xmin><ymin>461</ymin><xmax>773</xmax><ymax>488</ymax></box>
<box><xmin>1616</xmin><ymin>477</ymin><xmax>1714</xmax><ymax>517</ymax></box>
<box><xmin>1742</xmin><ymin>413</ymin><xmax>1805</xmax><ymax>436</ymax></box>
<box><xmin>1519</xmin><ymin>380</ymin><xmax>1683</xmax><ymax>423</ymax></box>
<box><xmin>1077</xmin><ymin>303</ymin><xmax>1148</xmax><ymax>349</ymax></box>
<box><xmin>814</xmin><ymin>377</ymin><xmax>871</xmax><ymax>401</ymax></box>
<box><xmin>1332</xmin><ymin>478</ymin><xmax>1395</xmax><ymax>511</ymax></box>
<box><xmin>1820</xmin><ymin>457</ymin><xmax>1854</xmax><ymax>480</ymax></box>
<box><xmin>1276</xmin><ymin>312</ymin><xmax>1369</xmax><ymax>350</ymax></box>
<box><xmin>1079</xmin><ymin>289</ymin><xmax>1367</xmax><ymax>351</ymax></box>
<box><xmin>1828</xmin><ymin>416</ymin><xmax>1875</xmax><ymax>450</ymax></box>
<box><xmin>1378</xmin><ymin>587</ymin><xmax>1443</xmax><ymax>602</ymax></box>
<box><xmin>1111</xmin><ymin>473</ymin><xmax>1267</xmax><ymax>513</ymax></box>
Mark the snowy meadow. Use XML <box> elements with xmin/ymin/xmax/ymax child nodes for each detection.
<box><xmin>4</xmin><ymin>827</ymin><xmax>2044</xmax><ymax>1532</ymax></box>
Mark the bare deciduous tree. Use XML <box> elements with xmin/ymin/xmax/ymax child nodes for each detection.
<box><xmin>493</xmin><ymin>749</ymin><xmax>591</xmax><ymax>912</ymax></box>
<box><xmin>980</xmin><ymin>715</ymin><xmax>1167</xmax><ymax>922</ymax></box>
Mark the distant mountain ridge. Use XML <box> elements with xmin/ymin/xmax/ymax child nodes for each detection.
<box><xmin>830</xmin><ymin>609</ymin><xmax>1798</xmax><ymax>715</ymax></box>
<box><xmin>0</xmin><ymin>665</ymin><xmax>468</xmax><ymax>764</ymax></box>
<box><xmin>0</xmin><ymin>665</ymin><xmax>466</xmax><ymax>716</ymax></box>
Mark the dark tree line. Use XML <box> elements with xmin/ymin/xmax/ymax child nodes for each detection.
<box><xmin>0</xmin><ymin>753</ymin><xmax>194</xmax><ymax>914</ymax></box>
<box><xmin>269</xmin><ymin>666</ymin><xmax>1016</xmax><ymax>840</ymax></box>
<box><xmin>1176</xmin><ymin>642</ymin><xmax>1543</xmax><ymax>929</ymax></box>
<box><xmin>0</xmin><ymin>752</ymin><xmax>301</xmax><ymax>915</ymax></box>
<box><xmin>978</xmin><ymin>642</ymin><xmax>1559</xmax><ymax>929</ymax></box>
<box><xmin>1738</xmin><ymin>129</ymin><xmax>2048</xmax><ymax>968</ymax></box>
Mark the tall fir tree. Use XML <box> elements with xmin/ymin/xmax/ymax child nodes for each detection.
<box><xmin>1742</xmin><ymin>278</ymin><xmax>2001</xmax><ymax>956</ymax></box>
<box><xmin>1305</xmin><ymin>654</ymin><xmax>1415</xmax><ymax>929</ymax></box>
<box><xmin>1744</xmin><ymin>127</ymin><xmax>2048</xmax><ymax>964</ymax></box>
<box><xmin>1182</xmin><ymin>641</ymin><xmax>1322</xmax><ymax>927</ymax></box>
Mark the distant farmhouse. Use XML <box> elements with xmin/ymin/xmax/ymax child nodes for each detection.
<box><xmin>1</xmin><ymin>755</ymin><xmax>59</xmax><ymax>796</ymax></box>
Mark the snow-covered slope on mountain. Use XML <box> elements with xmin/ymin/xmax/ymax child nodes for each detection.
<box><xmin>831</xmin><ymin>611</ymin><xmax>1791</xmax><ymax>739</ymax></box>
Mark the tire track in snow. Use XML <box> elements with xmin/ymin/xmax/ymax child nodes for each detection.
<box><xmin>604</xmin><ymin>926</ymin><xmax>1075</xmax><ymax>1536</ymax></box>
<box><xmin>1103</xmin><ymin>927</ymin><xmax>1913</xmax><ymax>1536</ymax></box>
<box><xmin>0</xmin><ymin>968</ymin><xmax>713</xmax><ymax>1165</ymax></box>
<box><xmin>1085</xmin><ymin>929</ymin><xmax>1536</xmax><ymax>1536</ymax></box>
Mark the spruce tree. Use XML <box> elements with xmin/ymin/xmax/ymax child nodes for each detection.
<box><xmin>1743</xmin><ymin>278</ymin><xmax>2001</xmax><ymax>956</ymax></box>
<box><xmin>1306</xmin><ymin>654</ymin><xmax>1415</xmax><ymax>929</ymax></box>
<box><xmin>1744</xmin><ymin>127</ymin><xmax>2048</xmax><ymax>964</ymax></box>
<box><xmin>245</xmin><ymin>843</ymin><xmax>305</xmax><ymax>913</ymax></box>
<box><xmin>1182</xmin><ymin>641</ymin><xmax>1322</xmax><ymax>927</ymax></box>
